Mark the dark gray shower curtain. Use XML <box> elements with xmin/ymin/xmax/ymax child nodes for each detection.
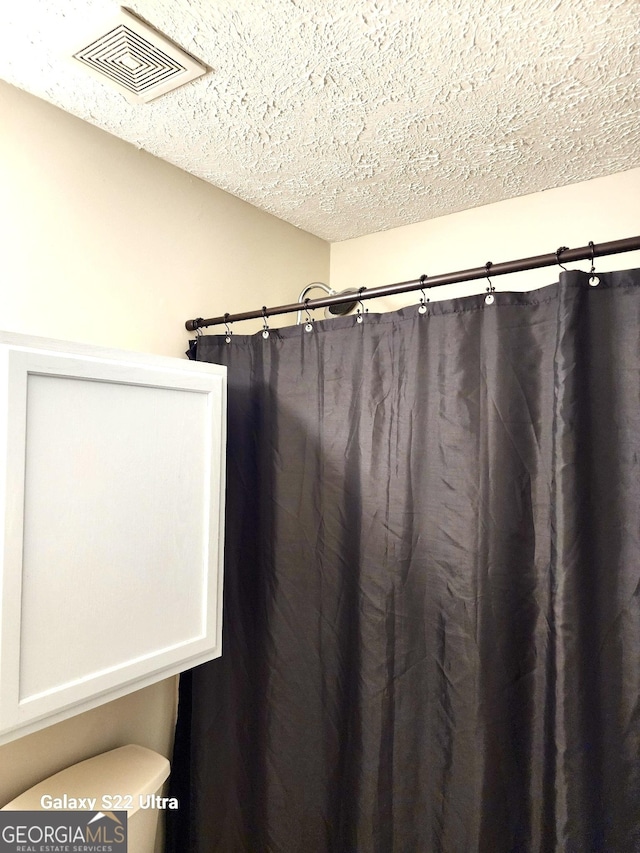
<box><xmin>167</xmin><ymin>268</ymin><xmax>640</xmax><ymax>853</ymax></box>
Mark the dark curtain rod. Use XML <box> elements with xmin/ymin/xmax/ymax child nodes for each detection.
<box><xmin>185</xmin><ymin>236</ymin><xmax>640</xmax><ymax>331</ymax></box>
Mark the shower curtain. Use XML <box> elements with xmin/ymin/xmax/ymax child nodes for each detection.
<box><xmin>167</xmin><ymin>267</ymin><xmax>640</xmax><ymax>853</ymax></box>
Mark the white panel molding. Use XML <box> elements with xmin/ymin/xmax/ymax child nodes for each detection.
<box><xmin>0</xmin><ymin>331</ymin><xmax>226</xmax><ymax>745</ymax></box>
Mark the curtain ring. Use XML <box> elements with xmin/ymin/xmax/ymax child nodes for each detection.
<box><xmin>303</xmin><ymin>298</ymin><xmax>314</xmax><ymax>333</ymax></box>
<box><xmin>588</xmin><ymin>241</ymin><xmax>600</xmax><ymax>286</ymax></box>
<box><xmin>485</xmin><ymin>261</ymin><xmax>495</xmax><ymax>305</ymax></box>
<box><xmin>556</xmin><ymin>246</ymin><xmax>569</xmax><ymax>271</ymax></box>
<box><xmin>224</xmin><ymin>312</ymin><xmax>233</xmax><ymax>344</ymax></box>
<box><xmin>418</xmin><ymin>273</ymin><xmax>429</xmax><ymax>314</ymax></box>
<box><xmin>356</xmin><ymin>287</ymin><xmax>368</xmax><ymax>324</ymax></box>
<box><xmin>262</xmin><ymin>306</ymin><xmax>270</xmax><ymax>339</ymax></box>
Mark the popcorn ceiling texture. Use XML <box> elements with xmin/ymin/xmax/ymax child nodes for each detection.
<box><xmin>0</xmin><ymin>0</ymin><xmax>638</xmax><ymax>241</ymax></box>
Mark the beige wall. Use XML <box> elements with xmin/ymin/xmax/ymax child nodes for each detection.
<box><xmin>0</xmin><ymin>80</ymin><xmax>329</xmax><ymax>355</ymax></box>
<box><xmin>330</xmin><ymin>168</ymin><xmax>640</xmax><ymax>312</ymax></box>
<box><xmin>0</xmin><ymin>79</ymin><xmax>328</xmax><ymax>807</ymax></box>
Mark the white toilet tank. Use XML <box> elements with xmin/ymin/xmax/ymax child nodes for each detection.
<box><xmin>1</xmin><ymin>744</ymin><xmax>170</xmax><ymax>853</ymax></box>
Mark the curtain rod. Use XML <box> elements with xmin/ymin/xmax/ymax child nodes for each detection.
<box><xmin>185</xmin><ymin>236</ymin><xmax>640</xmax><ymax>331</ymax></box>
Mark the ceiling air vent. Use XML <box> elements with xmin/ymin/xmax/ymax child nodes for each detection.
<box><xmin>72</xmin><ymin>8</ymin><xmax>208</xmax><ymax>103</ymax></box>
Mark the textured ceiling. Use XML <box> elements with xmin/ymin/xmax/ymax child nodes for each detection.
<box><xmin>0</xmin><ymin>0</ymin><xmax>638</xmax><ymax>242</ymax></box>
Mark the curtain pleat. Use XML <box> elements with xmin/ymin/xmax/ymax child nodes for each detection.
<box><xmin>167</xmin><ymin>268</ymin><xmax>640</xmax><ymax>853</ymax></box>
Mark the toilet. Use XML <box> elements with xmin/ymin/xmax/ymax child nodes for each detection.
<box><xmin>1</xmin><ymin>744</ymin><xmax>170</xmax><ymax>853</ymax></box>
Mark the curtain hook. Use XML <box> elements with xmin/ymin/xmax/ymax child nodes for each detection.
<box><xmin>303</xmin><ymin>298</ymin><xmax>314</xmax><ymax>333</ymax></box>
<box><xmin>484</xmin><ymin>261</ymin><xmax>495</xmax><ymax>305</ymax></box>
<box><xmin>418</xmin><ymin>274</ymin><xmax>429</xmax><ymax>314</ymax></box>
<box><xmin>223</xmin><ymin>313</ymin><xmax>233</xmax><ymax>344</ymax></box>
<box><xmin>262</xmin><ymin>306</ymin><xmax>270</xmax><ymax>339</ymax></box>
<box><xmin>588</xmin><ymin>241</ymin><xmax>600</xmax><ymax>287</ymax></box>
<box><xmin>356</xmin><ymin>287</ymin><xmax>368</xmax><ymax>324</ymax></box>
<box><xmin>556</xmin><ymin>246</ymin><xmax>569</xmax><ymax>272</ymax></box>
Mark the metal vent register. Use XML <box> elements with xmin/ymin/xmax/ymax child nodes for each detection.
<box><xmin>72</xmin><ymin>8</ymin><xmax>207</xmax><ymax>103</ymax></box>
